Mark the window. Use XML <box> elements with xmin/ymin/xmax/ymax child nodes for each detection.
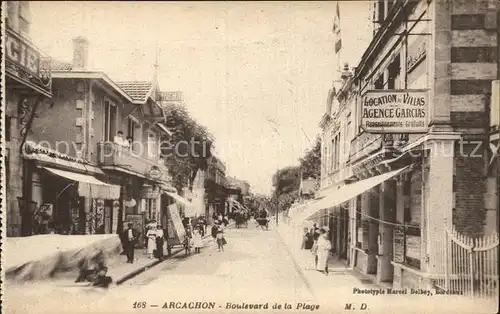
<box><xmin>18</xmin><ymin>2</ymin><xmax>31</xmax><ymax>35</ymax></box>
<box><xmin>374</xmin><ymin>75</ymin><xmax>384</xmax><ymax>89</ymax></box>
<box><xmin>331</xmin><ymin>138</ymin><xmax>335</xmax><ymax>173</ymax></box>
<box><xmin>377</xmin><ymin>0</ymin><xmax>385</xmax><ymax>23</ymax></box>
<box><xmin>127</xmin><ymin>117</ymin><xmax>140</xmax><ymax>141</ymax></box>
<box><xmin>103</xmin><ymin>99</ymin><xmax>117</xmax><ymax>142</ymax></box>
<box><xmin>335</xmin><ymin>134</ymin><xmax>341</xmax><ymax>170</ymax></box>
<box><xmin>5</xmin><ymin>115</ymin><xmax>11</xmax><ymax>142</ymax></box>
<box><xmin>147</xmin><ymin>132</ymin><xmax>158</xmax><ymax>159</ymax></box>
<box><xmin>345</xmin><ymin>121</ymin><xmax>351</xmax><ymax>153</ymax></box>
<box><xmin>387</xmin><ymin>55</ymin><xmax>401</xmax><ymax>89</ymax></box>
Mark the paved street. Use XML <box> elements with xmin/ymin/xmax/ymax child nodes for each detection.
<box><xmin>4</xmin><ymin>227</ymin><xmax>316</xmax><ymax>314</ymax></box>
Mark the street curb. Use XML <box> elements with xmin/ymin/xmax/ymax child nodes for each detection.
<box><xmin>115</xmin><ymin>235</ymin><xmax>212</xmax><ymax>285</ymax></box>
<box><xmin>273</xmin><ymin>227</ymin><xmax>318</xmax><ymax>301</ymax></box>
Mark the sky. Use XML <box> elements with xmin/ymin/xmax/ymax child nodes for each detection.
<box><xmin>30</xmin><ymin>1</ymin><xmax>373</xmax><ymax>195</ymax></box>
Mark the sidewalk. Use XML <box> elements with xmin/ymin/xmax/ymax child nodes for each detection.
<box><xmin>273</xmin><ymin>222</ymin><xmax>380</xmax><ymax>301</ymax></box>
<box><xmin>49</xmin><ymin>234</ymin><xmax>212</xmax><ymax>286</ymax></box>
<box><xmin>274</xmin><ymin>222</ymin><xmax>496</xmax><ymax>314</ymax></box>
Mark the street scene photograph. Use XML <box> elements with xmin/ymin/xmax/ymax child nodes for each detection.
<box><xmin>1</xmin><ymin>1</ymin><xmax>499</xmax><ymax>313</ymax></box>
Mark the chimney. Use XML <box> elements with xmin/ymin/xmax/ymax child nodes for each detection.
<box><xmin>72</xmin><ymin>36</ymin><xmax>89</xmax><ymax>71</ymax></box>
<box><xmin>341</xmin><ymin>62</ymin><xmax>352</xmax><ymax>82</ymax></box>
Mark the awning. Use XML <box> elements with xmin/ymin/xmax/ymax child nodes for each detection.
<box><xmin>165</xmin><ymin>191</ymin><xmax>193</xmax><ymax>207</ymax></box>
<box><xmin>43</xmin><ymin>167</ymin><xmax>120</xmax><ymax>199</ymax></box>
<box><xmin>297</xmin><ymin>166</ymin><xmax>409</xmax><ymax>222</ymax></box>
<box><xmin>160</xmin><ymin>184</ymin><xmax>177</xmax><ymax>194</ymax></box>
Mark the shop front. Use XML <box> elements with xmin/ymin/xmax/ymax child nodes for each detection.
<box><xmin>5</xmin><ymin>24</ymin><xmax>52</xmax><ymax>237</ymax></box>
<box><xmin>22</xmin><ymin>142</ymin><xmax>121</xmax><ymax>235</ymax></box>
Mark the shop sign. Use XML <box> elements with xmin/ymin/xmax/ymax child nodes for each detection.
<box><xmin>407</xmin><ymin>39</ymin><xmax>426</xmax><ymax>74</ymax></box>
<box><xmin>5</xmin><ymin>27</ymin><xmax>52</xmax><ymax>97</ymax></box>
<box><xmin>147</xmin><ymin>165</ymin><xmax>163</xmax><ymax>180</ymax></box>
<box><xmin>361</xmin><ymin>89</ymin><xmax>428</xmax><ymax>133</ymax></box>
<box><xmin>158</xmin><ymin>91</ymin><xmax>183</xmax><ymax>102</ymax></box>
<box><xmin>140</xmin><ymin>184</ymin><xmax>159</xmax><ymax>199</ymax></box>
<box><xmin>405</xmin><ymin>235</ymin><xmax>421</xmax><ymax>260</ymax></box>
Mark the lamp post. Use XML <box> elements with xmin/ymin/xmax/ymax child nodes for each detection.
<box><xmin>268</xmin><ymin>122</ymin><xmax>284</xmax><ymax>227</ymax></box>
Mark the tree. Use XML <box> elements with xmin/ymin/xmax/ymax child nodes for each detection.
<box><xmin>299</xmin><ymin>135</ymin><xmax>321</xmax><ymax>180</ymax></box>
<box><xmin>161</xmin><ymin>102</ymin><xmax>214</xmax><ymax>193</ymax></box>
<box><xmin>271</xmin><ymin>166</ymin><xmax>300</xmax><ymax>213</ymax></box>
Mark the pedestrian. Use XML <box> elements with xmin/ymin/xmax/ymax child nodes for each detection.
<box><xmin>316</xmin><ymin>228</ymin><xmax>332</xmax><ymax>275</ymax></box>
<box><xmin>146</xmin><ymin>225</ymin><xmax>157</xmax><ymax>259</ymax></box>
<box><xmin>301</xmin><ymin>228</ymin><xmax>310</xmax><ymax>250</ymax></box>
<box><xmin>155</xmin><ymin>224</ymin><xmax>164</xmax><ymax>260</ymax></box>
<box><xmin>305</xmin><ymin>228</ymin><xmax>314</xmax><ymax>250</ymax></box>
<box><xmin>216</xmin><ymin>225</ymin><xmax>226</xmax><ymax>252</ymax></box>
<box><xmin>122</xmin><ymin>222</ymin><xmax>139</xmax><ymax>263</ymax></box>
<box><xmin>211</xmin><ymin>222</ymin><xmax>219</xmax><ymax>243</ymax></box>
<box><xmin>92</xmin><ymin>262</ymin><xmax>113</xmax><ymax>288</ymax></box>
<box><xmin>192</xmin><ymin>228</ymin><xmax>203</xmax><ymax>254</ymax></box>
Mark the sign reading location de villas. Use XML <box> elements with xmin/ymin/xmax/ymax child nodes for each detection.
<box><xmin>361</xmin><ymin>89</ymin><xmax>428</xmax><ymax>133</ymax></box>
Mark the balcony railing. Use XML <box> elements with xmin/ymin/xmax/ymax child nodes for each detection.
<box><xmin>349</xmin><ymin>131</ymin><xmax>383</xmax><ymax>163</ymax></box>
<box><xmin>97</xmin><ymin>142</ymin><xmax>171</xmax><ymax>183</ymax></box>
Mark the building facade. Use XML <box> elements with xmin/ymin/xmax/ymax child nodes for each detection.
<box><xmin>312</xmin><ymin>0</ymin><xmax>498</xmax><ymax>294</ymax></box>
<box><xmin>204</xmin><ymin>155</ymin><xmax>228</xmax><ymax>223</ymax></box>
<box><xmin>7</xmin><ymin>31</ymin><xmax>179</xmax><ymax>237</ymax></box>
<box><xmin>5</xmin><ymin>1</ymin><xmax>53</xmax><ymax>236</ymax></box>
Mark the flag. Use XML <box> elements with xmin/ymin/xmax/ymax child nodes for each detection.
<box><xmin>332</xmin><ymin>1</ymin><xmax>342</xmax><ymax>54</ymax></box>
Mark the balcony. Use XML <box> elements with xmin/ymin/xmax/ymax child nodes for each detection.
<box><xmin>349</xmin><ymin>131</ymin><xmax>383</xmax><ymax>164</ymax></box>
<box><xmin>97</xmin><ymin>142</ymin><xmax>171</xmax><ymax>183</ymax></box>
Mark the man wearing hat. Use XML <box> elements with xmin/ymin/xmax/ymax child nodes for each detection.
<box><xmin>122</xmin><ymin>222</ymin><xmax>139</xmax><ymax>263</ymax></box>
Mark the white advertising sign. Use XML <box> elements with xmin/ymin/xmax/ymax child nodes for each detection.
<box><xmin>361</xmin><ymin>89</ymin><xmax>428</xmax><ymax>133</ymax></box>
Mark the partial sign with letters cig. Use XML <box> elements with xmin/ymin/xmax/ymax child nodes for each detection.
<box><xmin>361</xmin><ymin>89</ymin><xmax>428</xmax><ymax>133</ymax></box>
<box><xmin>6</xmin><ymin>29</ymin><xmax>40</xmax><ymax>77</ymax></box>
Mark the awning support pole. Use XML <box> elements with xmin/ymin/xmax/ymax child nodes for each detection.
<box><xmin>56</xmin><ymin>182</ymin><xmax>76</xmax><ymax>199</ymax></box>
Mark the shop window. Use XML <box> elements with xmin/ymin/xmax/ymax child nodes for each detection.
<box><xmin>355</xmin><ymin>196</ymin><xmax>362</xmax><ymax>248</ymax></box>
<box><xmin>402</xmin><ymin>172</ymin><xmax>421</xmax><ymax>269</ymax></box>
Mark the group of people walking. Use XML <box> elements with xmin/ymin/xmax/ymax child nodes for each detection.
<box><xmin>302</xmin><ymin>223</ymin><xmax>331</xmax><ymax>275</ymax></box>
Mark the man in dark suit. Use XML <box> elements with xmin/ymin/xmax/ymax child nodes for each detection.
<box><xmin>122</xmin><ymin>222</ymin><xmax>139</xmax><ymax>263</ymax></box>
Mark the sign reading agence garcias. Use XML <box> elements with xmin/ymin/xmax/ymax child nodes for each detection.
<box><xmin>361</xmin><ymin>89</ymin><xmax>428</xmax><ymax>133</ymax></box>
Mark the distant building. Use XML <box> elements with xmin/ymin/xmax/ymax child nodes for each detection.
<box><xmin>203</xmin><ymin>155</ymin><xmax>228</xmax><ymax>223</ymax></box>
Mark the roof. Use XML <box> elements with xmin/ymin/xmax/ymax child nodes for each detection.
<box><xmin>51</xmin><ymin>71</ymin><xmax>133</xmax><ymax>103</ymax></box>
<box><xmin>115</xmin><ymin>81</ymin><xmax>153</xmax><ymax>102</ymax></box>
<box><xmin>50</xmin><ymin>60</ymin><xmax>73</xmax><ymax>71</ymax></box>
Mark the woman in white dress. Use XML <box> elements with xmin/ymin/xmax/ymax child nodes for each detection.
<box><xmin>316</xmin><ymin>228</ymin><xmax>332</xmax><ymax>275</ymax></box>
<box><xmin>146</xmin><ymin>226</ymin><xmax>157</xmax><ymax>259</ymax></box>
<box><xmin>192</xmin><ymin>229</ymin><xmax>203</xmax><ymax>254</ymax></box>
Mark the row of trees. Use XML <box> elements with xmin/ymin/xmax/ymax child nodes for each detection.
<box><xmin>160</xmin><ymin>102</ymin><xmax>214</xmax><ymax>193</ymax></box>
<box><xmin>270</xmin><ymin>135</ymin><xmax>322</xmax><ymax>214</ymax></box>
